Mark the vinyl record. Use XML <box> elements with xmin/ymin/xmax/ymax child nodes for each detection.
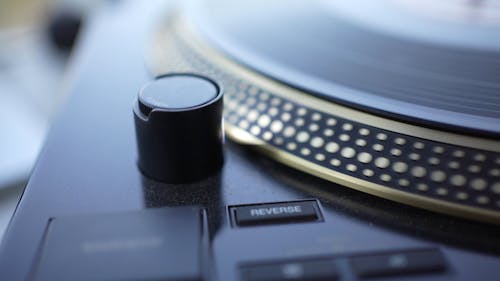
<box><xmin>187</xmin><ymin>0</ymin><xmax>500</xmax><ymax>136</ymax></box>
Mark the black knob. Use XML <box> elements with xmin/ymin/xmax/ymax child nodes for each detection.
<box><xmin>47</xmin><ymin>8</ymin><xmax>82</xmax><ymax>52</ymax></box>
<box><xmin>133</xmin><ymin>73</ymin><xmax>224</xmax><ymax>183</ymax></box>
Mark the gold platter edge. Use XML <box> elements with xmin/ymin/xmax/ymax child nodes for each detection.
<box><xmin>227</xmin><ymin>123</ymin><xmax>500</xmax><ymax>225</ymax></box>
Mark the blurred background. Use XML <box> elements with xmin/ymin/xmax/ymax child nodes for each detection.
<box><xmin>0</xmin><ymin>0</ymin><xmax>98</xmax><ymax>241</ymax></box>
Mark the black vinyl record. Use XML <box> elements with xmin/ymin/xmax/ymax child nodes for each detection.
<box><xmin>188</xmin><ymin>0</ymin><xmax>500</xmax><ymax>136</ymax></box>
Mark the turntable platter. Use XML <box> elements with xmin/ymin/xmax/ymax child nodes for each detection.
<box><xmin>188</xmin><ymin>0</ymin><xmax>500</xmax><ymax>135</ymax></box>
<box><xmin>149</xmin><ymin>0</ymin><xmax>500</xmax><ymax>224</ymax></box>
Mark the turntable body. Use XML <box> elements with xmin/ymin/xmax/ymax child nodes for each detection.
<box><xmin>0</xmin><ymin>1</ymin><xmax>499</xmax><ymax>281</ymax></box>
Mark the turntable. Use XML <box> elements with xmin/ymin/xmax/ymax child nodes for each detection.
<box><xmin>1</xmin><ymin>0</ymin><xmax>499</xmax><ymax>280</ymax></box>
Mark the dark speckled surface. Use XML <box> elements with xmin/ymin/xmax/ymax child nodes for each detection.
<box><xmin>0</xmin><ymin>1</ymin><xmax>499</xmax><ymax>280</ymax></box>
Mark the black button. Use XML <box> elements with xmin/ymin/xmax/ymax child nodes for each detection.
<box><xmin>232</xmin><ymin>201</ymin><xmax>321</xmax><ymax>226</ymax></box>
<box><xmin>242</xmin><ymin>259</ymin><xmax>338</xmax><ymax>281</ymax></box>
<box><xmin>350</xmin><ymin>249</ymin><xmax>446</xmax><ymax>278</ymax></box>
<box><xmin>34</xmin><ymin>207</ymin><xmax>204</xmax><ymax>281</ymax></box>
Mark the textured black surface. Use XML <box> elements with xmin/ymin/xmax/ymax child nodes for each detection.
<box><xmin>0</xmin><ymin>1</ymin><xmax>500</xmax><ymax>281</ymax></box>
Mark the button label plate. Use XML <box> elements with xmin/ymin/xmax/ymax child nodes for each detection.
<box><xmin>230</xmin><ymin>200</ymin><xmax>322</xmax><ymax>227</ymax></box>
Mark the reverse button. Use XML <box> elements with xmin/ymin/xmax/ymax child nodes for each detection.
<box><xmin>231</xmin><ymin>200</ymin><xmax>321</xmax><ymax>227</ymax></box>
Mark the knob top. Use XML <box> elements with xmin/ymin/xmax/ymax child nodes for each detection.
<box><xmin>138</xmin><ymin>75</ymin><xmax>218</xmax><ymax>115</ymax></box>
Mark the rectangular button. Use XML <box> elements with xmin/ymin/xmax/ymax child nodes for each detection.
<box><xmin>34</xmin><ymin>207</ymin><xmax>204</xmax><ymax>281</ymax></box>
<box><xmin>350</xmin><ymin>249</ymin><xmax>446</xmax><ymax>278</ymax></box>
<box><xmin>232</xmin><ymin>201</ymin><xmax>320</xmax><ymax>226</ymax></box>
<box><xmin>242</xmin><ymin>259</ymin><xmax>338</xmax><ymax>281</ymax></box>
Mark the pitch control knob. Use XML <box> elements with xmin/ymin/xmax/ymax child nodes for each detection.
<box><xmin>133</xmin><ymin>73</ymin><xmax>224</xmax><ymax>183</ymax></box>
